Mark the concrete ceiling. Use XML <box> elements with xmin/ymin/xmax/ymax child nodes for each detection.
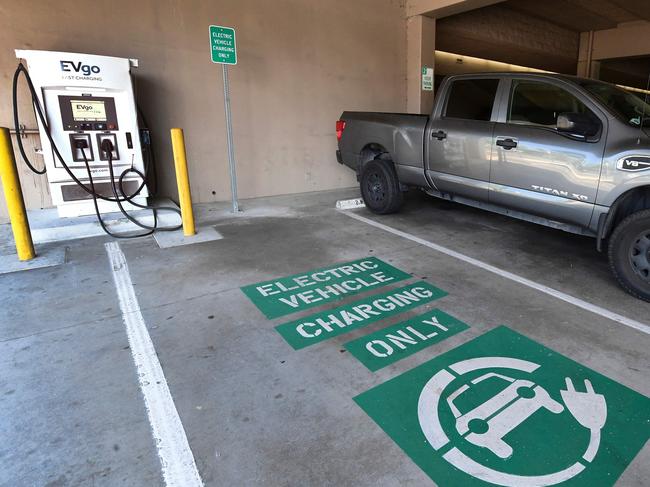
<box><xmin>435</xmin><ymin>1</ymin><xmax>650</xmax><ymax>75</ymax></box>
<box><xmin>503</xmin><ymin>0</ymin><xmax>650</xmax><ymax>32</ymax></box>
<box><xmin>436</xmin><ymin>3</ymin><xmax>581</xmax><ymax>73</ymax></box>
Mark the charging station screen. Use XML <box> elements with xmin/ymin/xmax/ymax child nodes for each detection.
<box><xmin>70</xmin><ymin>100</ymin><xmax>107</xmax><ymax>121</ymax></box>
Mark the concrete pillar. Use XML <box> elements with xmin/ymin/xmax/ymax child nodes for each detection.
<box><xmin>407</xmin><ymin>15</ymin><xmax>436</xmax><ymax>114</ymax></box>
<box><xmin>404</xmin><ymin>1</ymin><xmax>504</xmax><ymax>114</ymax></box>
<box><xmin>576</xmin><ymin>32</ymin><xmax>590</xmax><ymax>77</ymax></box>
<box><xmin>579</xmin><ymin>22</ymin><xmax>650</xmax><ymax>80</ymax></box>
<box><xmin>577</xmin><ymin>31</ymin><xmax>600</xmax><ymax>79</ymax></box>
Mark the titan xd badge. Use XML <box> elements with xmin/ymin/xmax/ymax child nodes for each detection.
<box><xmin>617</xmin><ymin>155</ymin><xmax>650</xmax><ymax>172</ymax></box>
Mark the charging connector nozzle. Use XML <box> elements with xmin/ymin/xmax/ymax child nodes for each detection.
<box><xmin>74</xmin><ymin>139</ymin><xmax>89</xmax><ymax>149</ymax></box>
<box><xmin>101</xmin><ymin>139</ymin><xmax>114</xmax><ymax>152</ymax></box>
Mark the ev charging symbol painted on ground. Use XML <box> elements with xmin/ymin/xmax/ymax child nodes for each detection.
<box><xmin>418</xmin><ymin>357</ymin><xmax>606</xmax><ymax>485</ymax></box>
<box><xmin>354</xmin><ymin>327</ymin><xmax>650</xmax><ymax>487</ymax></box>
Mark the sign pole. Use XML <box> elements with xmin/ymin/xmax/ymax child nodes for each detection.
<box><xmin>210</xmin><ymin>24</ymin><xmax>239</xmax><ymax>213</ymax></box>
<box><xmin>222</xmin><ymin>64</ymin><xmax>239</xmax><ymax>213</ymax></box>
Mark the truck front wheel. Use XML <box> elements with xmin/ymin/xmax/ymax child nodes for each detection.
<box><xmin>608</xmin><ymin>209</ymin><xmax>650</xmax><ymax>302</ymax></box>
<box><xmin>360</xmin><ymin>159</ymin><xmax>403</xmax><ymax>214</ymax></box>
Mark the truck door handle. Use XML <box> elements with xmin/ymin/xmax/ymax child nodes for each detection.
<box><xmin>496</xmin><ymin>138</ymin><xmax>518</xmax><ymax>150</ymax></box>
<box><xmin>432</xmin><ymin>130</ymin><xmax>447</xmax><ymax>140</ymax></box>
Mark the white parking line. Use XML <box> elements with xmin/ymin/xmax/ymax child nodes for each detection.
<box><xmin>105</xmin><ymin>242</ymin><xmax>204</xmax><ymax>487</ymax></box>
<box><xmin>340</xmin><ymin>210</ymin><xmax>650</xmax><ymax>336</ymax></box>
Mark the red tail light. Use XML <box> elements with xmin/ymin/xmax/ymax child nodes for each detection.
<box><xmin>336</xmin><ymin>120</ymin><xmax>346</xmax><ymax>141</ymax></box>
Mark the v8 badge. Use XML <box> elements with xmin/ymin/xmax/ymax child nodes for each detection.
<box><xmin>618</xmin><ymin>155</ymin><xmax>650</xmax><ymax>172</ymax></box>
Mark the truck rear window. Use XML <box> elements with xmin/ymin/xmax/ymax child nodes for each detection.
<box><xmin>444</xmin><ymin>79</ymin><xmax>499</xmax><ymax>122</ymax></box>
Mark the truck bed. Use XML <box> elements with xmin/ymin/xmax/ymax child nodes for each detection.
<box><xmin>337</xmin><ymin>111</ymin><xmax>429</xmax><ymax>172</ymax></box>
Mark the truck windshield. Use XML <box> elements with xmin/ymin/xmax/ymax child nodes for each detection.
<box><xmin>578</xmin><ymin>80</ymin><xmax>650</xmax><ymax>127</ymax></box>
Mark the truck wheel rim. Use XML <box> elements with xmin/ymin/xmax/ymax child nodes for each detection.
<box><xmin>366</xmin><ymin>171</ymin><xmax>386</xmax><ymax>205</ymax></box>
<box><xmin>630</xmin><ymin>230</ymin><xmax>650</xmax><ymax>283</ymax></box>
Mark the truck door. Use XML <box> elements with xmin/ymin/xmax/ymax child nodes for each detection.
<box><xmin>490</xmin><ymin>78</ymin><xmax>607</xmax><ymax>228</ymax></box>
<box><xmin>426</xmin><ymin>78</ymin><xmax>501</xmax><ymax>201</ymax></box>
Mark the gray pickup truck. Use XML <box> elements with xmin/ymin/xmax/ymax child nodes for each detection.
<box><xmin>336</xmin><ymin>73</ymin><xmax>650</xmax><ymax>301</ymax></box>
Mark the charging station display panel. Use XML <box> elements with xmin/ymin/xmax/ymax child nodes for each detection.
<box><xmin>71</xmin><ymin>100</ymin><xmax>107</xmax><ymax>121</ymax></box>
<box><xmin>58</xmin><ymin>95</ymin><xmax>118</xmax><ymax>131</ymax></box>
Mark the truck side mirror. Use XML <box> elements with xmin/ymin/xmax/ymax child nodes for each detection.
<box><xmin>557</xmin><ymin>112</ymin><xmax>600</xmax><ymax>138</ymax></box>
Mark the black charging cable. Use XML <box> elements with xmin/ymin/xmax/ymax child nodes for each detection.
<box><xmin>101</xmin><ymin>139</ymin><xmax>181</xmax><ymax>236</ymax></box>
<box><xmin>77</xmin><ymin>139</ymin><xmax>181</xmax><ymax>239</ymax></box>
<box><xmin>137</xmin><ymin>105</ymin><xmax>158</xmax><ymax>196</ymax></box>
<box><xmin>77</xmin><ymin>140</ymin><xmax>149</xmax><ymax>238</ymax></box>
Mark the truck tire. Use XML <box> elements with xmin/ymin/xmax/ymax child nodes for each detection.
<box><xmin>608</xmin><ymin>209</ymin><xmax>650</xmax><ymax>302</ymax></box>
<box><xmin>360</xmin><ymin>159</ymin><xmax>403</xmax><ymax>214</ymax></box>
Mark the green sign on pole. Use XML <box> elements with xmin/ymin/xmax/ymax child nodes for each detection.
<box><xmin>210</xmin><ymin>25</ymin><xmax>237</xmax><ymax>65</ymax></box>
<box><xmin>354</xmin><ymin>326</ymin><xmax>650</xmax><ymax>486</ymax></box>
<box><xmin>344</xmin><ymin>309</ymin><xmax>469</xmax><ymax>371</ymax></box>
<box><xmin>275</xmin><ymin>281</ymin><xmax>447</xmax><ymax>350</ymax></box>
<box><xmin>241</xmin><ymin>257</ymin><xmax>411</xmax><ymax>319</ymax></box>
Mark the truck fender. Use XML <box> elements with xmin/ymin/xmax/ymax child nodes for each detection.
<box><xmin>357</xmin><ymin>144</ymin><xmax>392</xmax><ymax>178</ymax></box>
<box><xmin>596</xmin><ymin>186</ymin><xmax>650</xmax><ymax>252</ymax></box>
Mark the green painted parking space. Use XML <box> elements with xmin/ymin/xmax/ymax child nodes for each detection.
<box><xmin>344</xmin><ymin>309</ymin><xmax>469</xmax><ymax>371</ymax></box>
<box><xmin>275</xmin><ymin>281</ymin><xmax>447</xmax><ymax>349</ymax></box>
<box><xmin>241</xmin><ymin>257</ymin><xmax>411</xmax><ymax>319</ymax></box>
<box><xmin>354</xmin><ymin>326</ymin><xmax>650</xmax><ymax>487</ymax></box>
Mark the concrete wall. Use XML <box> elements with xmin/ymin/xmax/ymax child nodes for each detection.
<box><xmin>434</xmin><ymin>50</ymin><xmax>551</xmax><ymax>76</ymax></box>
<box><xmin>0</xmin><ymin>0</ymin><xmax>407</xmax><ymax>222</ymax></box>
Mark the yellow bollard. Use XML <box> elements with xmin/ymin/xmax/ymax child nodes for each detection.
<box><xmin>170</xmin><ymin>128</ymin><xmax>196</xmax><ymax>236</ymax></box>
<box><xmin>0</xmin><ymin>127</ymin><xmax>35</xmax><ymax>260</ymax></box>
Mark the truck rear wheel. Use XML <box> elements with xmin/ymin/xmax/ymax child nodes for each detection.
<box><xmin>608</xmin><ymin>209</ymin><xmax>650</xmax><ymax>302</ymax></box>
<box><xmin>360</xmin><ymin>159</ymin><xmax>403</xmax><ymax>214</ymax></box>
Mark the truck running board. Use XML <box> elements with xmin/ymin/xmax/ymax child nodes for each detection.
<box><xmin>421</xmin><ymin>188</ymin><xmax>596</xmax><ymax>238</ymax></box>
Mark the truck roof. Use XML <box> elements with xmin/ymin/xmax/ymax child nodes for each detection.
<box><xmin>445</xmin><ymin>71</ymin><xmax>605</xmax><ymax>87</ymax></box>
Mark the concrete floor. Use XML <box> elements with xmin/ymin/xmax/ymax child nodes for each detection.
<box><xmin>0</xmin><ymin>188</ymin><xmax>648</xmax><ymax>486</ymax></box>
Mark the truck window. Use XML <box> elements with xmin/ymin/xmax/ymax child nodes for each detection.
<box><xmin>444</xmin><ymin>79</ymin><xmax>499</xmax><ymax>122</ymax></box>
<box><xmin>578</xmin><ymin>80</ymin><xmax>650</xmax><ymax>128</ymax></box>
<box><xmin>508</xmin><ymin>81</ymin><xmax>595</xmax><ymax>128</ymax></box>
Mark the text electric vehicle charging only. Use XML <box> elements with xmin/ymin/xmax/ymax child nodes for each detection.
<box><xmin>12</xmin><ymin>50</ymin><xmax>181</xmax><ymax>238</ymax></box>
